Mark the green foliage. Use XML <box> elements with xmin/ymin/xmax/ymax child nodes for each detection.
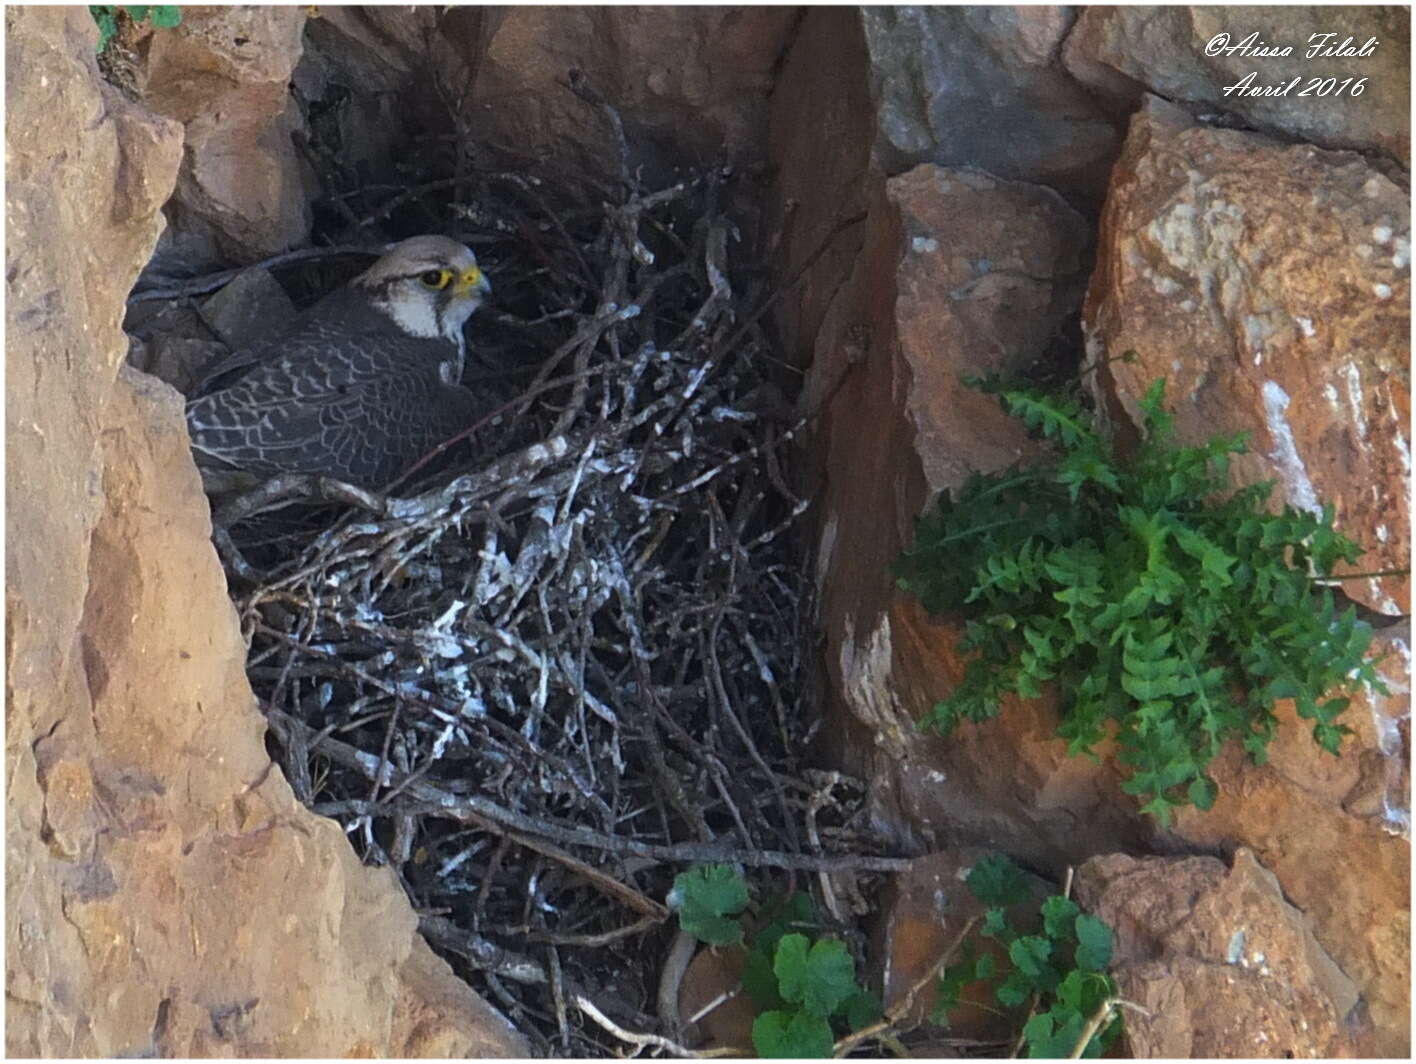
<box><xmin>967</xmin><ymin>853</ymin><xmax>1033</xmax><ymax>907</ymax></box>
<box><xmin>935</xmin><ymin>856</ymin><xmax>1122</xmax><ymax>1058</ymax></box>
<box><xmin>674</xmin><ymin>867</ymin><xmax>880</xmax><ymax>1057</ymax></box>
<box><xmin>896</xmin><ymin>375</ymin><xmax>1385</xmax><ymax>824</ymax></box>
<box><xmin>89</xmin><ymin>5</ymin><xmax>181</xmax><ymax>53</ymax></box>
<box><xmin>752</xmin><ymin>1009</ymin><xmax>835</xmax><ymax>1059</ymax></box>
<box><xmin>747</xmin><ymin>925</ymin><xmax>880</xmax><ymax>1057</ymax></box>
<box><xmin>671</xmin><ymin>864</ymin><xmax>749</xmax><ymax>946</ymax></box>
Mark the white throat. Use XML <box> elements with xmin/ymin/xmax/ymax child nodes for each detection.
<box><xmin>375</xmin><ymin>292</ymin><xmax>453</xmax><ymax>341</ymax></box>
<box><xmin>374</xmin><ymin>288</ymin><xmax>475</xmax><ymax>383</ymax></box>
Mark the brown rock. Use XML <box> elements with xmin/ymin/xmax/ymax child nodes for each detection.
<box><xmin>678</xmin><ymin>945</ymin><xmax>757</xmax><ymax>1053</ymax></box>
<box><xmin>888</xmin><ymin>167</ymin><xmax>1089</xmax><ymax>496</ymax></box>
<box><xmin>127</xmin><ymin>334</ymin><xmax>225</xmax><ymax>396</ymax></box>
<box><xmin>1085</xmin><ymin>97</ymin><xmax>1410</xmax><ymax>615</ymax></box>
<box><xmin>198</xmin><ymin>266</ymin><xmax>298</xmax><ymax>348</ymax></box>
<box><xmin>453</xmin><ymin>6</ymin><xmax>797</xmax><ymax>182</ymax></box>
<box><xmin>796</xmin><ymin>163</ymin><xmax>1102</xmax><ymax>864</ymax></box>
<box><xmin>1167</xmin><ymin>625</ymin><xmax>1411</xmax><ymax>1056</ymax></box>
<box><xmin>869</xmin><ymin>849</ymin><xmax>1049</xmax><ymax>1041</ymax></box>
<box><xmin>6</xmin><ymin>8</ymin><xmax>525</xmax><ymax>1056</ymax></box>
<box><xmin>1074</xmin><ymin>850</ymin><xmax>1359</xmax><ymax>1057</ymax></box>
<box><xmin>1064</xmin><ymin>6</ymin><xmax>1411</xmax><ymax>165</ymax></box>
<box><xmin>140</xmin><ymin>5</ymin><xmax>313</xmax><ymax>265</ymax></box>
<box><xmin>864</xmin><ymin>596</ymin><xmax>1153</xmax><ymax>868</ymax></box>
<box><xmin>861</xmin><ymin>7</ymin><xmax>1125</xmax><ymax>208</ymax></box>
<box><xmin>766</xmin><ymin>7</ymin><xmax>876</xmax><ymax>369</ymax></box>
<box><xmin>5</xmin><ymin>4</ymin><xmax>184</xmax><ymax>725</ymax></box>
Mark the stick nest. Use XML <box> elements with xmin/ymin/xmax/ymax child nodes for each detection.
<box><xmin>216</xmin><ymin>153</ymin><xmax>898</xmax><ymax>1055</ymax></box>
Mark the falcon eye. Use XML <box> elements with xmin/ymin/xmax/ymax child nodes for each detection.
<box><xmin>420</xmin><ymin>269</ymin><xmax>451</xmax><ymax>289</ymax></box>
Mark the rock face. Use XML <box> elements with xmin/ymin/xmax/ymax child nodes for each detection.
<box><xmin>1074</xmin><ymin>851</ymin><xmax>1359</xmax><ymax>1057</ymax></box>
<box><xmin>5</xmin><ymin>8</ymin><xmax>525</xmax><ymax>1056</ymax></box>
<box><xmin>1064</xmin><ymin>6</ymin><xmax>1411</xmax><ymax>165</ymax></box>
<box><xmin>886</xmin><ymin>168</ymin><xmax>1090</xmax><ymax>495</ymax></box>
<box><xmin>300</xmin><ymin>5</ymin><xmax>798</xmax><ymax>192</ymax></box>
<box><xmin>458</xmin><ymin>6</ymin><xmax>798</xmax><ymax>183</ymax></box>
<box><xmin>197</xmin><ymin>266</ymin><xmax>298</xmax><ymax>349</ymax></box>
<box><xmin>134</xmin><ymin>5</ymin><xmax>314</xmax><ymax>267</ymax></box>
<box><xmin>790</xmin><ymin>162</ymin><xmax>1110</xmax><ymax>865</ymax></box>
<box><xmin>1169</xmin><ymin>625</ymin><xmax>1411</xmax><ymax>1055</ymax></box>
<box><xmin>764</xmin><ymin>7</ymin><xmax>876</xmax><ymax>370</ymax></box>
<box><xmin>1086</xmin><ymin>97</ymin><xmax>1410</xmax><ymax>616</ymax></box>
<box><xmin>869</xmin><ymin>849</ymin><xmax>1050</xmax><ymax>1041</ymax></box>
<box><xmin>862</xmin><ymin>6</ymin><xmax>1125</xmax><ymax>207</ymax></box>
<box><xmin>767</xmin><ymin>11</ymin><xmax>1410</xmax><ymax>1058</ymax></box>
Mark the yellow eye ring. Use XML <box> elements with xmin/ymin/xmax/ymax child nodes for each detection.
<box><xmin>419</xmin><ymin>268</ymin><xmax>452</xmax><ymax>290</ymax></box>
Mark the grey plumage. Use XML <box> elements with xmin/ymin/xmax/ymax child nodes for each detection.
<box><xmin>185</xmin><ymin>236</ymin><xmax>491</xmax><ymax>491</ymax></box>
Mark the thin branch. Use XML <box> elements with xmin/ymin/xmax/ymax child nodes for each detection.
<box><xmin>1067</xmin><ymin>996</ymin><xmax>1151</xmax><ymax>1059</ymax></box>
<box><xmin>266</xmin><ymin>708</ymin><xmax>911</xmax><ymax>873</ymax></box>
<box><xmin>573</xmin><ymin>994</ymin><xmax>742</xmax><ymax>1059</ymax></box>
<box><xmin>833</xmin><ymin>916</ymin><xmax>981</xmax><ymax>1057</ymax></box>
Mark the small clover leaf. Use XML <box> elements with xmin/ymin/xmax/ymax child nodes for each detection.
<box><xmin>1074</xmin><ymin>914</ymin><xmax>1114</xmax><ymax>973</ymax></box>
<box><xmin>843</xmin><ymin>989</ymin><xmax>882</xmax><ymax>1031</ymax></box>
<box><xmin>1024</xmin><ymin>1008</ymin><xmax>1088</xmax><ymax>1058</ymax></box>
<box><xmin>775</xmin><ymin>934</ymin><xmax>857</xmax><ymax>1018</ymax></box>
<box><xmin>982</xmin><ymin>907</ymin><xmax>1010</xmax><ymax>938</ymax></box>
<box><xmin>1040</xmin><ymin>895</ymin><xmax>1081</xmax><ymax>941</ymax></box>
<box><xmin>995</xmin><ymin>969</ymin><xmax>1034</xmax><ymax>1008</ymax></box>
<box><xmin>752</xmin><ymin>1009</ymin><xmax>834</xmax><ymax>1059</ymax></box>
<box><xmin>1008</xmin><ymin>935</ymin><xmax>1052</xmax><ymax>979</ymax></box>
<box><xmin>968</xmin><ymin>854</ymin><xmax>1031</xmax><ymax>907</ymax></box>
<box><xmin>671</xmin><ymin>864</ymin><xmax>747</xmax><ymax>946</ymax></box>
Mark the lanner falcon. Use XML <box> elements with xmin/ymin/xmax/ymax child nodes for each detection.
<box><xmin>185</xmin><ymin>235</ymin><xmax>492</xmax><ymax>491</ymax></box>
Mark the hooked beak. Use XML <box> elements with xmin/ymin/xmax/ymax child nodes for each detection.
<box><xmin>453</xmin><ymin>266</ymin><xmax>491</xmax><ymax>298</ymax></box>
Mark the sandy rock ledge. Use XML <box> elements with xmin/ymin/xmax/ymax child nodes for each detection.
<box><xmin>5</xmin><ymin>7</ymin><xmax>525</xmax><ymax>1056</ymax></box>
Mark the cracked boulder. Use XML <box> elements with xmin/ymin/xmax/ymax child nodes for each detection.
<box><xmin>1073</xmin><ymin>850</ymin><xmax>1361</xmax><ymax>1057</ymax></box>
<box><xmin>5</xmin><ymin>8</ymin><xmax>525</xmax><ymax>1056</ymax></box>
<box><xmin>134</xmin><ymin>5</ymin><xmax>315</xmax><ymax>268</ymax></box>
<box><xmin>862</xmin><ymin>6</ymin><xmax>1125</xmax><ymax>207</ymax></box>
<box><xmin>1064</xmin><ymin>6</ymin><xmax>1410</xmax><ymax>165</ymax></box>
<box><xmin>1085</xmin><ymin>96</ymin><xmax>1410</xmax><ymax>616</ymax></box>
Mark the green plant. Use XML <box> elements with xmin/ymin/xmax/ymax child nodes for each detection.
<box><xmin>936</xmin><ymin>855</ymin><xmax>1121</xmax><ymax>1058</ymax></box>
<box><xmin>89</xmin><ymin>5</ymin><xmax>181</xmax><ymax>53</ymax></box>
<box><xmin>671</xmin><ymin>865</ymin><xmax>880</xmax><ymax>1057</ymax></box>
<box><xmin>896</xmin><ymin>374</ymin><xmax>1385</xmax><ymax>824</ymax></box>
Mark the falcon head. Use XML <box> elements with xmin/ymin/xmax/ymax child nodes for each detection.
<box><xmin>353</xmin><ymin>235</ymin><xmax>491</xmax><ymax>350</ymax></box>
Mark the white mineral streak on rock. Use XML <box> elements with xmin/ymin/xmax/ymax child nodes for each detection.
<box><xmin>1343</xmin><ymin>362</ymin><xmax>1368</xmax><ymax>440</ymax></box>
<box><xmin>1374</xmin><ymin>635</ymin><xmax>1410</xmax><ymax>837</ymax></box>
<box><xmin>839</xmin><ymin>613</ymin><xmax>909</xmax><ymax>757</ymax></box>
<box><xmin>1261</xmin><ymin>380</ymin><xmax>1322</xmax><ymax>515</ymax></box>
